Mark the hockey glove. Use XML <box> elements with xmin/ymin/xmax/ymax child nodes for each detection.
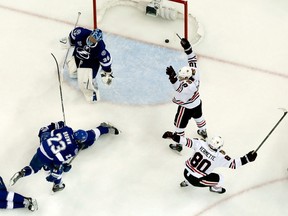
<box><xmin>62</xmin><ymin>163</ymin><xmax>72</xmax><ymax>173</ymax></box>
<box><xmin>166</xmin><ymin>66</ymin><xmax>177</xmax><ymax>84</ymax></box>
<box><xmin>246</xmin><ymin>150</ymin><xmax>257</xmax><ymax>162</ymax></box>
<box><xmin>162</xmin><ymin>131</ymin><xmax>180</xmax><ymax>143</ymax></box>
<box><xmin>180</xmin><ymin>38</ymin><xmax>192</xmax><ymax>55</ymax></box>
<box><xmin>46</xmin><ymin>167</ymin><xmax>63</xmax><ymax>183</ymax></box>
<box><xmin>101</xmin><ymin>70</ymin><xmax>114</xmax><ymax>85</ymax></box>
<box><xmin>240</xmin><ymin>150</ymin><xmax>257</xmax><ymax>165</ymax></box>
<box><xmin>51</xmin><ymin>121</ymin><xmax>65</xmax><ymax>129</ymax></box>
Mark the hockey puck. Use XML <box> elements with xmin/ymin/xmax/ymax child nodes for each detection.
<box><xmin>165</xmin><ymin>39</ymin><xmax>169</xmax><ymax>43</ymax></box>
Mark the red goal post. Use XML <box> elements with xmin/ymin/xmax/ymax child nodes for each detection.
<box><xmin>93</xmin><ymin>0</ymin><xmax>188</xmax><ymax>37</ymax></box>
<box><xmin>169</xmin><ymin>0</ymin><xmax>188</xmax><ymax>39</ymax></box>
<box><xmin>92</xmin><ymin>0</ymin><xmax>201</xmax><ymax>44</ymax></box>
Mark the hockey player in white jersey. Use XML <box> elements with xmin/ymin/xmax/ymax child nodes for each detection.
<box><xmin>162</xmin><ymin>131</ymin><xmax>257</xmax><ymax>194</ymax></box>
<box><xmin>165</xmin><ymin>37</ymin><xmax>207</xmax><ymax>152</ymax></box>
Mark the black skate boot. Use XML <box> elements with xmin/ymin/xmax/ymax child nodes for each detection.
<box><xmin>209</xmin><ymin>186</ymin><xmax>226</xmax><ymax>194</ymax></box>
<box><xmin>25</xmin><ymin>198</ymin><xmax>38</xmax><ymax>211</ymax></box>
<box><xmin>52</xmin><ymin>183</ymin><xmax>65</xmax><ymax>193</ymax></box>
<box><xmin>197</xmin><ymin>129</ymin><xmax>208</xmax><ymax>139</ymax></box>
<box><xmin>180</xmin><ymin>180</ymin><xmax>189</xmax><ymax>187</ymax></box>
<box><xmin>169</xmin><ymin>144</ymin><xmax>183</xmax><ymax>152</ymax></box>
<box><xmin>100</xmin><ymin>122</ymin><xmax>120</xmax><ymax>135</ymax></box>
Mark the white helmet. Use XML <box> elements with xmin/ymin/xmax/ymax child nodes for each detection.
<box><xmin>178</xmin><ymin>66</ymin><xmax>196</xmax><ymax>80</ymax></box>
<box><xmin>207</xmin><ymin>136</ymin><xmax>224</xmax><ymax>151</ymax></box>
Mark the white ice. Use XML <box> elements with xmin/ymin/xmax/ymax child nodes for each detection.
<box><xmin>0</xmin><ymin>0</ymin><xmax>287</xmax><ymax>215</ymax></box>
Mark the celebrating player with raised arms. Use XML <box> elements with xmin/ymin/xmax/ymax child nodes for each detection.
<box><xmin>165</xmin><ymin>37</ymin><xmax>208</xmax><ymax>152</ymax></box>
<box><xmin>163</xmin><ymin>131</ymin><xmax>257</xmax><ymax>194</ymax></box>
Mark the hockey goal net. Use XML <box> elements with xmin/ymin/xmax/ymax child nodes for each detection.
<box><xmin>92</xmin><ymin>0</ymin><xmax>203</xmax><ymax>47</ymax></box>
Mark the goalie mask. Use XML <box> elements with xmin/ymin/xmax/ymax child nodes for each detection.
<box><xmin>207</xmin><ymin>136</ymin><xmax>224</xmax><ymax>151</ymax></box>
<box><xmin>74</xmin><ymin>130</ymin><xmax>88</xmax><ymax>143</ymax></box>
<box><xmin>178</xmin><ymin>66</ymin><xmax>196</xmax><ymax>81</ymax></box>
<box><xmin>86</xmin><ymin>29</ymin><xmax>103</xmax><ymax>47</ymax></box>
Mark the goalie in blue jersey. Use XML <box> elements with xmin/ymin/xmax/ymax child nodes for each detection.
<box><xmin>0</xmin><ymin>176</ymin><xmax>37</xmax><ymax>211</ymax></box>
<box><xmin>10</xmin><ymin>121</ymin><xmax>119</xmax><ymax>193</ymax></box>
<box><xmin>63</xmin><ymin>27</ymin><xmax>113</xmax><ymax>102</ymax></box>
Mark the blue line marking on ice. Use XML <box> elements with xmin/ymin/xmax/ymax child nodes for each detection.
<box><xmin>65</xmin><ymin>33</ymin><xmax>187</xmax><ymax>105</ymax></box>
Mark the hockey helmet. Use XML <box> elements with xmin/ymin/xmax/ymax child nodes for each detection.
<box><xmin>74</xmin><ymin>130</ymin><xmax>88</xmax><ymax>143</ymax></box>
<box><xmin>86</xmin><ymin>29</ymin><xmax>103</xmax><ymax>46</ymax></box>
<box><xmin>178</xmin><ymin>66</ymin><xmax>195</xmax><ymax>80</ymax></box>
<box><xmin>207</xmin><ymin>136</ymin><xmax>224</xmax><ymax>151</ymax></box>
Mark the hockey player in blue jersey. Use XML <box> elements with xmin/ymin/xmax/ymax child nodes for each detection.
<box><xmin>64</xmin><ymin>27</ymin><xmax>113</xmax><ymax>102</ymax></box>
<box><xmin>10</xmin><ymin>121</ymin><xmax>119</xmax><ymax>193</ymax></box>
<box><xmin>0</xmin><ymin>176</ymin><xmax>38</xmax><ymax>211</ymax></box>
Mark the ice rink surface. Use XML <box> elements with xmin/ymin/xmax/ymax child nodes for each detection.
<box><xmin>0</xmin><ymin>0</ymin><xmax>287</xmax><ymax>215</ymax></box>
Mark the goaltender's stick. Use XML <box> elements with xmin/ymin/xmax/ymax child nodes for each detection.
<box><xmin>255</xmin><ymin>108</ymin><xmax>287</xmax><ymax>153</ymax></box>
<box><xmin>62</xmin><ymin>12</ymin><xmax>81</xmax><ymax>69</ymax></box>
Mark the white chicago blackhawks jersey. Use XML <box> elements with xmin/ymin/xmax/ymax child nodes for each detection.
<box><xmin>179</xmin><ymin>136</ymin><xmax>243</xmax><ymax>178</ymax></box>
<box><xmin>172</xmin><ymin>50</ymin><xmax>201</xmax><ymax>109</ymax></box>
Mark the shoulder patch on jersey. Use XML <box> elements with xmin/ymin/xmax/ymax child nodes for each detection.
<box><xmin>73</xmin><ymin>29</ymin><xmax>82</xmax><ymax>36</ymax></box>
<box><xmin>101</xmin><ymin>50</ymin><xmax>107</xmax><ymax>56</ymax></box>
<box><xmin>219</xmin><ymin>149</ymin><xmax>226</xmax><ymax>155</ymax></box>
<box><xmin>224</xmin><ymin>155</ymin><xmax>231</xmax><ymax>161</ymax></box>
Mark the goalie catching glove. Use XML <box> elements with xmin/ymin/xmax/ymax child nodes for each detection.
<box><xmin>101</xmin><ymin>70</ymin><xmax>114</xmax><ymax>85</ymax></box>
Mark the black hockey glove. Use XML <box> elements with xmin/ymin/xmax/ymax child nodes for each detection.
<box><xmin>162</xmin><ymin>131</ymin><xmax>180</xmax><ymax>143</ymax></box>
<box><xmin>240</xmin><ymin>150</ymin><xmax>257</xmax><ymax>165</ymax></box>
<box><xmin>246</xmin><ymin>150</ymin><xmax>257</xmax><ymax>162</ymax></box>
<box><xmin>166</xmin><ymin>66</ymin><xmax>177</xmax><ymax>84</ymax></box>
<box><xmin>180</xmin><ymin>38</ymin><xmax>192</xmax><ymax>55</ymax></box>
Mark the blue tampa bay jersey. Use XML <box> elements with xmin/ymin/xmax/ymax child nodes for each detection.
<box><xmin>37</xmin><ymin>126</ymin><xmax>78</xmax><ymax>165</ymax></box>
<box><xmin>69</xmin><ymin>27</ymin><xmax>112</xmax><ymax>72</ymax></box>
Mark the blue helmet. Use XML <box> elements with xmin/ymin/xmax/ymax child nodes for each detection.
<box><xmin>74</xmin><ymin>130</ymin><xmax>88</xmax><ymax>143</ymax></box>
<box><xmin>86</xmin><ymin>29</ymin><xmax>103</xmax><ymax>46</ymax></box>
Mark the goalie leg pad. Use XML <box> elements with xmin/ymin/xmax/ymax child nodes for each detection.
<box><xmin>77</xmin><ymin>68</ymin><xmax>100</xmax><ymax>102</ymax></box>
<box><xmin>67</xmin><ymin>56</ymin><xmax>78</xmax><ymax>78</ymax></box>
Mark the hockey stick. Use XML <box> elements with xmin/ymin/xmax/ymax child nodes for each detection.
<box><xmin>62</xmin><ymin>12</ymin><xmax>81</xmax><ymax>69</ymax></box>
<box><xmin>51</xmin><ymin>53</ymin><xmax>66</xmax><ymax>125</ymax></box>
<box><xmin>176</xmin><ymin>33</ymin><xmax>182</xmax><ymax>40</ymax></box>
<box><xmin>254</xmin><ymin>108</ymin><xmax>287</xmax><ymax>153</ymax></box>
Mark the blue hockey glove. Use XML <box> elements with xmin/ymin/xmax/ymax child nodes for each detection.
<box><xmin>46</xmin><ymin>166</ymin><xmax>63</xmax><ymax>183</ymax></box>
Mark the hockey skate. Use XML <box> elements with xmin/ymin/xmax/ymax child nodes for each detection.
<box><xmin>10</xmin><ymin>169</ymin><xmax>25</xmax><ymax>186</ymax></box>
<box><xmin>180</xmin><ymin>180</ymin><xmax>189</xmax><ymax>187</ymax></box>
<box><xmin>197</xmin><ymin>129</ymin><xmax>208</xmax><ymax>139</ymax></box>
<box><xmin>100</xmin><ymin>122</ymin><xmax>120</xmax><ymax>135</ymax></box>
<box><xmin>52</xmin><ymin>183</ymin><xmax>65</xmax><ymax>193</ymax></box>
<box><xmin>209</xmin><ymin>186</ymin><xmax>226</xmax><ymax>194</ymax></box>
<box><xmin>25</xmin><ymin>198</ymin><xmax>38</xmax><ymax>211</ymax></box>
<box><xmin>169</xmin><ymin>144</ymin><xmax>183</xmax><ymax>152</ymax></box>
